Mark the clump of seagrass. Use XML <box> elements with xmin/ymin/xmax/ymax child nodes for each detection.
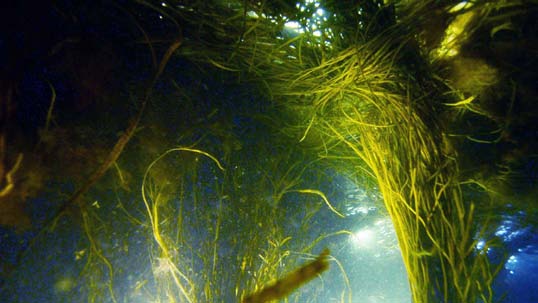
<box><xmin>272</xmin><ymin>37</ymin><xmax>496</xmax><ymax>303</ymax></box>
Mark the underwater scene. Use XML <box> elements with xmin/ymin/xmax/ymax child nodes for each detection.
<box><xmin>1</xmin><ymin>0</ymin><xmax>537</xmax><ymax>302</ymax></box>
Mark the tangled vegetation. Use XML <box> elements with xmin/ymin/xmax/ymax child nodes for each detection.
<box><xmin>2</xmin><ymin>0</ymin><xmax>537</xmax><ymax>302</ymax></box>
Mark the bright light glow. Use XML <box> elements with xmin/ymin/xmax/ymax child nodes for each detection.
<box><xmin>247</xmin><ymin>11</ymin><xmax>259</xmax><ymax>18</ymax></box>
<box><xmin>506</xmin><ymin>254</ymin><xmax>518</xmax><ymax>274</ymax></box>
<box><xmin>287</xmin><ymin>1</ymin><xmax>333</xmax><ymax>47</ymax></box>
<box><xmin>350</xmin><ymin>228</ymin><xmax>376</xmax><ymax>249</ymax></box>
<box><xmin>284</xmin><ymin>21</ymin><xmax>305</xmax><ymax>34</ymax></box>
<box><xmin>343</xmin><ymin>216</ymin><xmax>410</xmax><ymax>301</ymax></box>
<box><xmin>346</xmin><ymin>205</ymin><xmax>374</xmax><ymax>216</ymax></box>
<box><xmin>436</xmin><ymin>10</ymin><xmax>476</xmax><ymax>58</ymax></box>
<box><xmin>348</xmin><ymin>218</ymin><xmax>401</xmax><ymax>256</ymax></box>
<box><xmin>494</xmin><ymin>220</ymin><xmax>528</xmax><ymax>242</ymax></box>
<box><xmin>284</xmin><ymin>21</ymin><xmax>302</xmax><ymax>30</ymax></box>
<box><xmin>449</xmin><ymin>1</ymin><xmax>473</xmax><ymax>13</ymax></box>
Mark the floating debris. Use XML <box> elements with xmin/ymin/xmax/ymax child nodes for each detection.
<box><xmin>242</xmin><ymin>248</ymin><xmax>330</xmax><ymax>303</ymax></box>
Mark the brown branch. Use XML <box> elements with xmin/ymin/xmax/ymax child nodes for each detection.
<box><xmin>14</xmin><ymin>36</ymin><xmax>183</xmax><ymax>269</ymax></box>
<box><xmin>63</xmin><ymin>35</ymin><xmax>183</xmax><ymax>212</ymax></box>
